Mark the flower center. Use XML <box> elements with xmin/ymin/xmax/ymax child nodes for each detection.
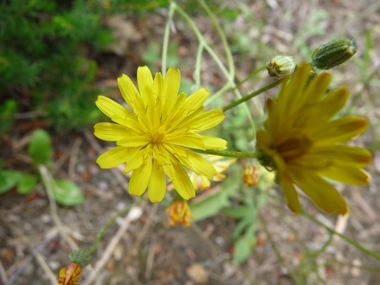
<box><xmin>151</xmin><ymin>126</ymin><xmax>166</xmax><ymax>145</ymax></box>
<box><xmin>275</xmin><ymin>131</ymin><xmax>312</xmax><ymax>161</ymax></box>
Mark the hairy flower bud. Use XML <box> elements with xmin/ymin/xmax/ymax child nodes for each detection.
<box><xmin>311</xmin><ymin>39</ymin><xmax>356</xmax><ymax>70</ymax></box>
<box><xmin>267</xmin><ymin>55</ymin><xmax>296</xmax><ymax>78</ymax></box>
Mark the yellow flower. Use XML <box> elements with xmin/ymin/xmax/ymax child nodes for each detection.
<box><xmin>94</xmin><ymin>67</ymin><xmax>227</xmax><ymax>202</ymax></box>
<box><xmin>58</xmin><ymin>263</ymin><xmax>82</xmax><ymax>285</ymax></box>
<box><xmin>256</xmin><ymin>64</ymin><xmax>371</xmax><ymax>215</ymax></box>
<box><xmin>190</xmin><ymin>155</ymin><xmax>236</xmax><ymax>190</ymax></box>
<box><xmin>166</xmin><ymin>199</ymin><xmax>193</xmax><ymax>227</ymax></box>
<box><xmin>242</xmin><ymin>165</ymin><xmax>259</xmax><ymax>186</ymax></box>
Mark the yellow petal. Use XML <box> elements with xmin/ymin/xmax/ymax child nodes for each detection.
<box><xmin>320</xmin><ymin>86</ymin><xmax>349</xmax><ymax>119</ymax></box>
<box><xmin>256</xmin><ymin>129</ymin><xmax>273</xmax><ymax>153</ymax></box>
<box><xmin>291</xmin><ymin>166</ymin><xmax>348</xmax><ymax>215</ymax></box>
<box><xmin>124</xmin><ymin>148</ymin><xmax>147</xmax><ymax>174</ymax></box>
<box><xmin>96</xmin><ymin>96</ymin><xmax>132</xmax><ymax>124</ymax></box>
<box><xmin>277</xmin><ymin>64</ymin><xmax>310</xmax><ymax>118</ymax></box>
<box><xmin>153</xmin><ymin>72</ymin><xmax>164</xmax><ymax>99</ymax></box>
<box><xmin>97</xmin><ymin>146</ymin><xmax>136</xmax><ymax>169</ymax></box>
<box><xmin>94</xmin><ymin>122</ymin><xmax>131</xmax><ymax>141</ymax></box>
<box><xmin>199</xmin><ymin>135</ymin><xmax>227</xmax><ymax>150</ymax></box>
<box><xmin>182</xmin><ymin>88</ymin><xmax>210</xmax><ymax>114</ymax></box>
<box><xmin>199</xmin><ymin>175</ymin><xmax>211</xmax><ymax>189</ymax></box>
<box><xmin>329</xmin><ymin>145</ymin><xmax>372</xmax><ymax>167</ymax></box>
<box><xmin>166</xmin><ymin>132</ymin><xmax>207</xmax><ymax>150</ymax></box>
<box><xmin>312</xmin><ymin>117</ymin><xmax>369</xmax><ymax>145</ymax></box>
<box><xmin>163</xmin><ymin>67</ymin><xmax>181</xmax><ymax>105</ymax></box>
<box><xmin>117</xmin><ymin>135</ymin><xmax>150</xmax><ymax>147</ymax></box>
<box><xmin>301</xmin><ymin>72</ymin><xmax>332</xmax><ymax>106</ymax></box>
<box><xmin>318</xmin><ymin>164</ymin><xmax>369</xmax><ymax>185</ymax></box>
<box><xmin>148</xmin><ymin>160</ymin><xmax>166</xmax><ymax>202</ymax></box>
<box><xmin>117</xmin><ymin>74</ymin><xmax>139</xmax><ymax>107</ymax></box>
<box><xmin>264</xmin><ymin>98</ymin><xmax>279</xmax><ymax>135</ymax></box>
<box><xmin>163</xmin><ymin>159</ymin><xmax>195</xmax><ymax>200</ymax></box>
<box><xmin>137</xmin><ymin>66</ymin><xmax>153</xmax><ymax>98</ymax></box>
<box><xmin>183</xmin><ymin>149</ymin><xmax>217</xmax><ymax>179</ymax></box>
<box><xmin>279</xmin><ymin>171</ymin><xmax>301</xmax><ymax>213</ymax></box>
<box><xmin>129</xmin><ymin>156</ymin><xmax>152</xmax><ymax>196</ymax></box>
<box><xmin>185</xmin><ymin>109</ymin><xmax>225</xmax><ymax>131</ymax></box>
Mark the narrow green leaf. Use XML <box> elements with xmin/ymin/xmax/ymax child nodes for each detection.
<box><xmin>52</xmin><ymin>179</ymin><xmax>84</xmax><ymax>206</ymax></box>
<box><xmin>221</xmin><ymin>206</ymin><xmax>251</xmax><ymax>218</ymax></box>
<box><xmin>17</xmin><ymin>173</ymin><xmax>37</xmax><ymax>194</ymax></box>
<box><xmin>0</xmin><ymin>170</ymin><xmax>20</xmax><ymax>194</ymax></box>
<box><xmin>190</xmin><ymin>190</ymin><xmax>230</xmax><ymax>222</ymax></box>
<box><xmin>232</xmin><ymin>234</ymin><xmax>256</xmax><ymax>264</ymax></box>
<box><xmin>28</xmin><ymin>129</ymin><xmax>52</xmax><ymax>165</ymax></box>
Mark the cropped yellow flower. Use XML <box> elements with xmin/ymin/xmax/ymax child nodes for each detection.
<box><xmin>166</xmin><ymin>199</ymin><xmax>193</xmax><ymax>227</ymax></box>
<box><xmin>94</xmin><ymin>67</ymin><xmax>227</xmax><ymax>202</ymax></box>
<box><xmin>257</xmin><ymin>64</ymin><xmax>371</xmax><ymax>215</ymax></box>
<box><xmin>190</xmin><ymin>155</ymin><xmax>236</xmax><ymax>190</ymax></box>
<box><xmin>58</xmin><ymin>263</ymin><xmax>82</xmax><ymax>285</ymax></box>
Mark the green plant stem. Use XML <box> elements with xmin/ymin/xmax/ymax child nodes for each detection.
<box><xmin>192</xmin><ymin>149</ymin><xmax>257</xmax><ymax>158</ymax></box>
<box><xmin>233</xmin><ymin>65</ymin><xmax>267</xmax><ymax>90</ymax></box>
<box><xmin>193</xmin><ymin>42</ymin><xmax>204</xmax><ymax>89</ymax></box>
<box><xmin>223</xmin><ymin>79</ymin><xmax>283</xmax><ymax>112</ymax></box>
<box><xmin>86</xmin><ymin>197</ymin><xmax>147</xmax><ymax>255</ymax></box>
<box><xmin>174</xmin><ymin>4</ymin><xmax>256</xmax><ymax>132</ymax></box>
<box><xmin>258</xmin><ymin>210</ymin><xmax>303</xmax><ymax>284</ymax></box>
<box><xmin>312</xmin><ymin>234</ymin><xmax>333</xmax><ymax>257</ymax></box>
<box><xmin>266</xmin><ymin>192</ymin><xmax>380</xmax><ymax>262</ymax></box>
<box><xmin>301</xmin><ymin>211</ymin><xmax>380</xmax><ymax>261</ymax></box>
<box><xmin>198</xmin><ymin>0</ymin><xmax>234</xmax><ymax>79</ymax></box>
<box><xmin>161</xmin><ymin>2</ymin><xmax>176</xmax><ymax>76</ymax></box>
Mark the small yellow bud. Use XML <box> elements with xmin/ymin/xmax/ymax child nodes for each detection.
<box><xmin>243</xmin><ymin>165</ymin><xmax>260</xmax><ymax>186</ymax></box>
<box><xmin>311</xmin><ymin>38</ymin><xmax>356</xmax><ymax>70</ymax></box>
<box><xmin>166</xmin><ymin>199</ymin><xmax>193</xmax><ymax>228</ymax></box>
<box><xmin>58</xmin><ymin>263</ymin><xmax>82</xmax><ymax>285</ymax></box>
<box><xmin>267</xmin><ymin>55</ymin><xmax>296</xmax><ymax>78</ymax></box>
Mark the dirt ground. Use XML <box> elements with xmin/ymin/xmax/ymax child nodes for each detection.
<box><xmin>1</xmin><ymin>1</ymin><xmax>380</xmax><ymax>284</ymax></box>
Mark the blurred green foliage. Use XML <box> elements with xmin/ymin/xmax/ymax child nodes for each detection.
<box><xmin>0</xmin><ymin>128</ymin><xmax>84</xmax><ymax>205</ymax></box>
<box><xmin>0</xmin><ymin>0</ymin><xmax>112</xmax><ymax>133</ymax></box>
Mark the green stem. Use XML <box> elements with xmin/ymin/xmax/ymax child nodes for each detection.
<box><xmin>198</xmin><ymin>0</ymin><xmax>234</xmax><ymax>79</ymax></box>
<box><xmin>233</xmin><ymin>64</ymin><xmax>267</xmax><ymax>90</ymax></box>
<box><xmin>223</xmin><ymin>79</ymin><xmax>283</xmax><ymax>112</ymax></box>
<box><xmin>312</xmin><ymin>234</ymin><xmax>333</xmax><ymax>257</ymax></box>
<box><xmin>267</xmin><ymin>192</ymin><xmax>380</xmax><ymax>262</ymax></box>
<box><xmin>192</xmin><ymin>148</ymin><xmax>257</xmax><ymax>158</ymax></box>
<box><xmin>258</xmin><ymin>210</ymin><xmax>304</xmax><ymax>284</ymax></box>
<box><xmin>86</xmin><ymin>197</ymin><xmax>147</xmax><ymax>255</ymax></box>
<box><xmin>174</xmin><ymin>4</ymin><xmax>256</xmax><ymax>133</ymax></box>
<box><xmin>193</xmin><ymin>42</ymin><xmax>204</xmax><ymax>89</ymax></box>
<box><xmin>302</xmin><ymin>211</ymin><xmax>380</xmax><ymax>261</ymax></box>
<box><xmin>161</xmin><ymin>2</ymin><xmax>176</xmax><ymax>76</ymax></box>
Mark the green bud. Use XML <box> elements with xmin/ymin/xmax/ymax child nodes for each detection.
<box><xmin>69</xmin><ymin>249</ymin><xmax>91</xmax><ymax>268</ymax></box>
<box><xmin>311</xmin><ymin>39</ymin><xmax>356</xmax><ymax>70</ymax></box>
<box><xmin>267</xmin><ymin>55</ymin><xmax>296</xmax><ymax>78</ymax></box>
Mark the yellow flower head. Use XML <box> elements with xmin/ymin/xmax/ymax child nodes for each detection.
<box><xmin>257</xmin><ymin>63</ymin><xmax>371</xmax><ymax>215</ymax></box>
<box><xmin>166</xmin><ymin>199</ymin><xmax>193</xmax><ymax>227</ymax></box>
<box><xmin>190</xmin><ymin>155</ymin><xmax>236</xmax><ymax>190</ymax></box>
<box><xmin>94</xmin><ymin>67</ymin><xmax>227</xmax><ymax>202</ymax></box>
<box><xmin>243</xmin><ymin>165</ymin><xmax>260</xmax><ymax>187</ymax></box>
<box><xmin>58</xmin><ymin>263</ymin><xmax>82</xmax><ymax>285</ymax></box>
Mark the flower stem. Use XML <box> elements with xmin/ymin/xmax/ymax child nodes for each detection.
<box><xmin>192</xmin><ymin>149</ymin><xmax>257</xmax><ymax>159</ymax></box>
<box><xmin>161</xmin><ymin>2</ymin><xmax>176</xmax><ymax>76</ymax></box>
<box><xmin>233</xmin><ymin>64</ymin><xmax>267</xmax><ymax>90</ymax></box>
<box><xmin>86</xmin><ymin>197</ymin><xmax>147</xmax><ymax>255</ymax></box>
<box><xmin>223</xmin><ymin>79</ymin><xmax>283</xmax><ymax>112</ymax></box>
<box><xmin>301</xmin><ymin>211</ymin><xmax>380</xmax><ymax>261</ymax></box>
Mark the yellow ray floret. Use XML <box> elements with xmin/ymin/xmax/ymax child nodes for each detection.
<box><xmin>257</xmin><ymin>63</ymin><xmax>371</xmax><ymax>215</ymax></box>
<box><xmin>94</xmin><ymin>66</ymin><xmax>227</xmax><ymax>202</ymax></box>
